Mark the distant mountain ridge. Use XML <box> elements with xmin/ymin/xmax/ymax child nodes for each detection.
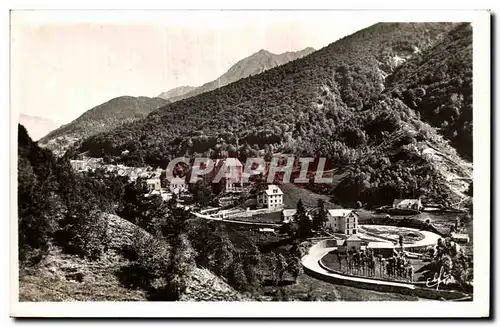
<box><xmin>39</xmin><ymin>96</ymin><xmax>169</xmax><ymax>154</ymax></box>
<box><xmin>159</xmin><ymin>47</ymin><xmax>315</xmax><ymax>102</ymax></box>
<box><xmin>19</xmin><ymin>114</ymin><xmax>60</xmax><ymax>141</ymax></box>
<box><xmin>158</xmin><ymin>86</ymin><xmax>197</xmax><ymax>100</ymax></box>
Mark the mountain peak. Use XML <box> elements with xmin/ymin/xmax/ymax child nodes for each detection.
<box><xmin>255</xmin><ymin>49</ymin><xmax>272</xmax><ymax>56</ymax></box>
<box><xmin>162</xmin><ymin>47</ymin><xmax>315</xmax><ymax>103</ymax></box>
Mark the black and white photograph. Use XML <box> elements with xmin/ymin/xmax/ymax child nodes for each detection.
<box><xmin>9</xmin><ymin>8</ymin><xmax>490</xmax><ymax>318</ymax></box>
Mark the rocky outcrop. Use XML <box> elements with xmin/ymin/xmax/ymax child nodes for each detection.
<box><xmin>181</xmin><ymin>268</ymin><xmax>247</xmax><ymax>301</ymax></box>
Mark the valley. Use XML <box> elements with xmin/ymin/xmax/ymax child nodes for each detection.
<box><xmin>17</xmin><ymin>21</ymin><xmax>474</xmax><ymax>304</ymax></box>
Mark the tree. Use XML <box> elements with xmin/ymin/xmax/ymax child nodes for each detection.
<box><xmin>228</xmin><ymin>258</ymin><xmax>248</xmax><ymax>291</ymax></box>
<box><xmin>211</xmin><ymin>232</ymin><xmax>235</xmax><ymax>277</ymax></box>
<box><xmin>296</xmin><ymin>200</ymin><xmax>312</xmax><ymax>239</ymax></box>
<box><xmin>191</xmin><ymin>180</ymin><xmax>213</xmax><ymax>207</ymax></box>
<box><xmin>276</xmin><ymin>253</ymin><xmax>289</xmax><ymax>282</ymax></box>
<box><xmin>71</xmin><ymin>210</ymin><xmax>109</xmax><ymax>260</ymax></box>
<box><xmin>117</xmin><ymin>179</ymin><xmax>170</xmax><ymax>235</ymax></box>
<box><xmin>417</xmin><ymin>238</ymin><xmax>472</xmax><ymax>291</ymax></box>
<box><xmin>287</xmin><ymin>256</ymin><xmax>303</xmax><ymax>281</ymax></box>
<box><xmin>243</xmin><ymin>245</ymin><xmax>264</xmax><ymax>288</ymax></box>
<box><xmin>313</xmin><ymin>199</ymin><xmax>327</xmax><ymax>231</ymax></box>
<box><xmin>164</xmin><ymin>233</ymin><xmax>197</xmax><ymax>299</ymax></box>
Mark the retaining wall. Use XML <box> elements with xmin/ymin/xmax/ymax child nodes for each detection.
<box><xmin>302</xmin><ymin>241</ymin><xmax>470</xmax><ymax>301</ymax></box>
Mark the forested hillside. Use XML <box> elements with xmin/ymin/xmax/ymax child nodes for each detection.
<box><xmin>77</xmin><ymin>23</ymin><xmax>472</xmax><ymax>206</ymax></box>
<box><xmin>385</xmin><ymin>23</ymin><xmax>472</xmax><ymax>160</ymax></box>
<box><xmin>39</xmin><ymin>96</ymin><xmax>169</xmax><ymax>154</ymax></box>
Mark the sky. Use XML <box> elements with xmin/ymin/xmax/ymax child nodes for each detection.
<box><xmin>11</xmin><ymin>11</ymin><xmax>377</xmax><ymax>125</ymax></box>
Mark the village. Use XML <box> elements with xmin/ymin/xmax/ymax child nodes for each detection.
<box><xmin>69</xmin><ymin>155</ymin><xmax>473</xmax><ymax>300</ymax></box>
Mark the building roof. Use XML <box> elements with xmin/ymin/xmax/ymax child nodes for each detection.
<box><xmin>327</xmin><ymin>209</ymin><xmax>356</xmax><ymax>218</ymax></box>
<box><xmin>346</xmin><ymin>234</ymin><xmax>362</xmax><ymax>242</ymax></box>
<box><xmin>264</xmin><ymin>184</ymin><xmax>283</xmax><ymax>196</ymax></box>
<box><xmin>451</xmin><ymin>233</ymin><xmax>470</xmax><ymax>239</ymax></box>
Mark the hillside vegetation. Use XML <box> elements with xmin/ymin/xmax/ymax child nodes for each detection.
<box><xmin>385</xmin><ymin>23</ymin><xmax>472</xmax><ymax>160</ymax></box>
<box><xmin>77</xmin><ymin>23</ymin><xmax>471</xmax><ymax>207</ymax></box>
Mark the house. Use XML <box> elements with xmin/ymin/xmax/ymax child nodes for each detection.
<box><xmin>257</xmin><ymin>184</ymin><xmax>284</xmax><ymax>210</ymax></box>
<box><xmin>325</xmin><ymin>209</ymin><xmax>359</xmax><ymax>235</ymax></box>
<box><xmin>393</xmin><ymin>199</ymin><xmax>423</xmax><ymax>211</ymax></box>
<box><xmin>281</xmin><ymin>209</ymin><xmax>297</xmax><ymax>223</ymax></box>
<box><xmin>337</xmin><ymin>235</ymin><xmax>366</xmax><ymax>253</ymax></box>
<box><xmin>70</xmin><ymin>159</ymin><xmax>87</xmax><ymax>172</ymax></box>
<box><xmin>213</xmin><ymin>158</ymin><xmax>244</xmax><ymax>193</ymax></box>
<box><xmin>169</xmin><ymin>177</ymin><xmax>187</xmax><ymax>195</ymax></box>
<box><xmin>146</xmin><ymin>178</ymin><xmax>161</xmax><ymax>192</ymax></box>
<box><xmin>451</xmin><ymin>232</ymin><xmax>470</xmax><ymax>243</ymax></box>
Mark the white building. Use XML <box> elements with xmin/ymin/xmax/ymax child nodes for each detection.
<box><xmin>325</xmin><ymin>209</ymin><xmax>359</xmax><ymax>235</ymax></box>
<box><xmin>146</xmin><ymin>178</ymin><xmax>161</xmax><ymax>192</ymax></box>
<box><xmin>70</xmin><ymin>159</ymin><xmax>87</xmax><ymax>172</ymax></box>
<box><xmin>169</xmin><ymin>177</ymin><xmax>187</xmax><ymax>195</ymax></box>
<box><xmin>257</xmin><ymin>184</ymin><xmax>284</xmax><ymax>210</ymax></box>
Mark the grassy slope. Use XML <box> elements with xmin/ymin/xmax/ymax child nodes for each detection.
<box><xmin>19</xmin><ymin>213</ymin><xmax>245</xmax><ymax>302</ymax></box>
<box><xmin>280</xmin><ymin>183</ymin><xmax>340</xmax><ymax>209</ymax></box>
<box><xmin>19</xmin><ymin>248</ymin><xmax>147</xmax><ymax>301</ymax></box>
<box><xmin>259</xmin><ymin>273</ymin><xmax>420</xmax><ymax>301</ymax></box>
